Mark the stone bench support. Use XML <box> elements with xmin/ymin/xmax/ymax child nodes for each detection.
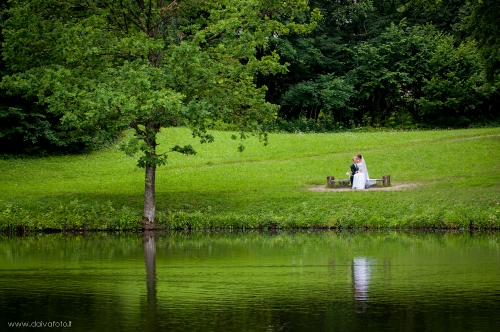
<box><xmin>326</xmin><ymin>175</ymin><xmax>390</xmax><ymax>188</ymax></box>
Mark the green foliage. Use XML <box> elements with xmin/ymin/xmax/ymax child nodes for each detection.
<box><xmin>280</xmin><ymin>74</ymin><xmax>355</xmax><ymax>122</ymax></box>
<box><xmin>1</xmin><ymin>0</ymin><xmax>497</xmax><ymax>156</ymax></box>
<box><xmin>171</xmin><ymin>144</ymin><xmax>197</xmax><ymax>155</ymax></box>
<box><xmin>349</xmin><ymin>22</ymin><xmax>439</xmax><ymax>127</ymax></box>
<box><xmin>0</xmin><ymin>0</ymin><xmax>117</xmax><ymax>155</ymax></box>
<box><xmin>260</xmin><ymin>0</ymin><xmax>499</xmax><ymax>128</ymax></box>
<box><xmin>262</xmin><ymin>0</ymin><xmax>377</xmax><ymax>122</ymax></box>
<box><xmin>263</xmin><ymin>118</ymin><xmax>343</xmax><ymax>133</ymax></box>
<box><xmin>467</xmin><ymin>0</ymin><xmax>500</xmax><ymax>79</ymax></box>
<box><xmin>415</xmin><ymin>37</ymin><xmax>495</xmax><ymax>126</ymax></box>
<box><xmin>0</xmin><ymin>0</ymin><xmax>320</xmax><ymax>161</ymax></box>
<box><xmin>0</xmin><ymin>200</ymin><xmax>142</xmax><ymax>232</ymax></box>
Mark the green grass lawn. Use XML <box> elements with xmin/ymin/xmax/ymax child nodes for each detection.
<box><xmin>1</xmin><ymin>127</ymin><xmax>500</xmax><ymax>230</ymax></box>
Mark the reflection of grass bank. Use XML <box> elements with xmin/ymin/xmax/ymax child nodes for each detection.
<box><xmin>1</xmin><ymin>230</ymin><xmax>498</xmax><ymax>298</ymax></box>
<box><xmin>1</xmin><ymin>127</ymin><xmax>499</xmax><ymax>231</ymax></box>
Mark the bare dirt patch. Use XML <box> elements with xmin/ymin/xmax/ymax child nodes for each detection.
<box><xmin>309</xmin><ymin>183</ymin><xmax>419</xmax><ymax>192</ymax></box>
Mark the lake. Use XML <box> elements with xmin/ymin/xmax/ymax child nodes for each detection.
<box><xmin>0</xmin><ymin>230</ymin><xmax>499</xmax><ymax>331</ymax></box>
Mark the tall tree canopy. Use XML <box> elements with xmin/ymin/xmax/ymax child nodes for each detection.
<box><xmin>259</xmin><ymin>0</ymin><xmax>499</xmax><ymax>128</ymax></box>
<box><xmin>467</xmin><ymin>0</ymin><xmax>500</xmax><ymax>79</ymax></box>
<box><xmin>1</xmin><ymin>0</ymin><xmax>320</xmax><ymax>228</ymax></box>
<box><xmin>0</xmin><ymin>0</ymin><xmax>113</xmax><ymax>155</ymax></box>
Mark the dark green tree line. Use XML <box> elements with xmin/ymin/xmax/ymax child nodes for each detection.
<box><xmin>0</xmin><ymin>0</ymin><xmax>117</xmax><ymax>155</ymax></box>
<box><xmin>467</xmin><ymin>0</ymin><xmax>500</xmax><ymax>79</ymax></box>
<box><xmin>259</xmin><ymin>0</ymin><xmax>499</xmax><ymax>129</ymax></box>
<box><xmin>1</xmin><ymin>0</ymin><xmax>498</xmax><ymax>158</ymax></box>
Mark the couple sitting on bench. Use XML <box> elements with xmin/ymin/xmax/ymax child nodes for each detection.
<box><xmin>349</xmin><ymin>154</ymin><xmax>376</xmax><ymax>190</ymax></box>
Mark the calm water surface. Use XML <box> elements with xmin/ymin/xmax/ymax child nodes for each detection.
<box><xmin>0</xmin><ymin>230</ymin><xmax>499</xmax><ymax>331</ymax></box>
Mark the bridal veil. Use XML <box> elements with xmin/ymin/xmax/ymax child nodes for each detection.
<box><xmin>360</xmin><ymin>155</ymin><xmax>376</xmax><ymax>188</ymax></box>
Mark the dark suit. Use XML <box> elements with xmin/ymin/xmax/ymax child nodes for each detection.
<box><xmin>350</xmin><ymin>163</ymin><xmax>358</xmax><ymax>187</ymax></box>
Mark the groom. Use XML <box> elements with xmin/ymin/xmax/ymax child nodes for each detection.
<box><xmin>349</xmin><ymin>157</ymin><xmax>358</xmax><ymax>188</ymax></box>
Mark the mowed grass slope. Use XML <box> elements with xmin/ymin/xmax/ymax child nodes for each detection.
<box><xmin>1</xmin><ymin>127</ymin><xmax>499</xmax><ymax>230</ymax></box>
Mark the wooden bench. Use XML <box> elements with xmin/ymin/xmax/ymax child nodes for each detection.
<box><xmin>326</xmin><ymin>175</ymin><xmax>391</xmax><ymax>188</ymax></box>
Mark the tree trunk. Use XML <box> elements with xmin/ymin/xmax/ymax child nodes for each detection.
<box><xmin>143</xmin><ymin>162</ymin><xmax>156</xmax><ymax>229</ymax></box>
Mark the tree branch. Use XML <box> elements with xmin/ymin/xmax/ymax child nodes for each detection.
<box><xmin>204</xmin><ymin>29</ymin><xmax>227</xmax><ymax>43</ymax></box>
<box><xmin>130</xmin><ymin>121</ymin><xmax>147</xmax><ymax>138</ymax></box>
<box><xmin>148</xmin><ymin>1</ymin><xmax>178</xmax><ymax>37</ymax></box>
<box><xmin>102</xmin><ymin>1</ymin><xmax>128</xmax><ymax>34</ymax></box>
<box><xmin>115</xmin><ymin>0</ymin><xmax>147</xmax><ymax>33</ymax></box>
<box><xmin>135</xmin><ymin>0</ymin><xmax>146</xmax><ymax>11</ymax></box>
<box><xmin>147</xmin><ymin>0</ymin><xmax>153</xmax><ymax>36</ymax></box>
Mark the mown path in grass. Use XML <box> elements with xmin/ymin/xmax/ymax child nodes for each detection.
<box><xmin>1</xmin><ymin>128</ymin><xmax>499</xmax><ymax>230</ymax></box>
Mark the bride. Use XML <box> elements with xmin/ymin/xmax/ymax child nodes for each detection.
<box><xmin>352</xmin><ymin>154</ymin><xmax>376</xmax><ymax>189</ymax></box>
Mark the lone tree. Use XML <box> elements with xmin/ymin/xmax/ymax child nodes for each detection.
<box><xmin>1</xmin><ymin>0</ymin><xmax>320</xmax><ymax>229</ymax></box>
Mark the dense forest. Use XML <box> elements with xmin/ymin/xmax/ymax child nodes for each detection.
<box><xmin>259</xmin><ymin>0</ymin><xmax>500</xmax><ymax>130</ymax></box>
<box><xmin>0</xmin><ymin>0</ymin><xmax>121</xmax><ymax>154</ymax></box>
<box><xmin>1</xmin><ymin>0</ymin><xmax>499</xmax><ymax>155</ymax></box>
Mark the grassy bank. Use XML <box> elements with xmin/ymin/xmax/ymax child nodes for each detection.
<box><xmin>1</xmin><ymin>127</ymin><xmax>499</xmax><ymax>231</ymax></box>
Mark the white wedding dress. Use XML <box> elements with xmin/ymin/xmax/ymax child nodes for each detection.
<box><xmin>352</xmin><ymin>157</ymin><xmax>376</xmax><ymax>189</ymax></box>
<box><xmin>352</xmin><ymin>163</ymin><xmax>366</xmax><ymax>189</ymax></box>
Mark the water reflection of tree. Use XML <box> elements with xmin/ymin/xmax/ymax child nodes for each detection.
<box><xmin>143</xmin><ymin>231</ymin><xmax>157</xmax><ymax>330</ymax></box>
